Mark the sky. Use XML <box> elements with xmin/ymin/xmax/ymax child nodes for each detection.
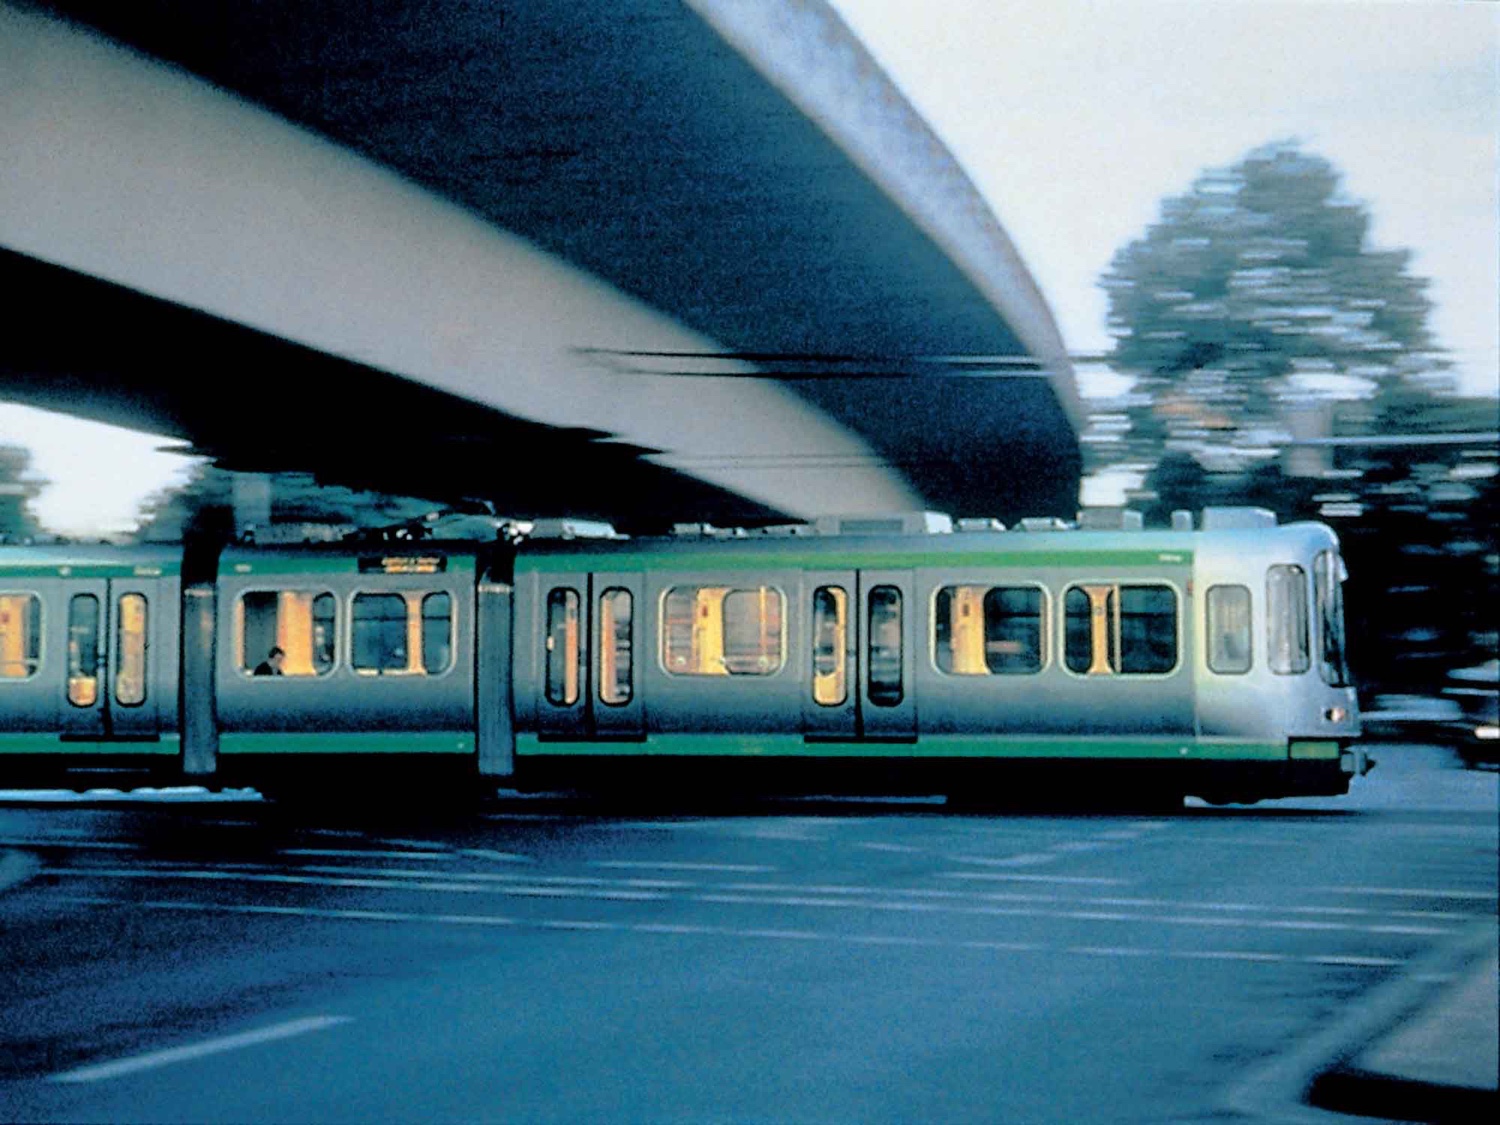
<box><xmin>2</xmin><ymin>0</ymin><xmax>1496</xmax><ymax>536</ymax></box>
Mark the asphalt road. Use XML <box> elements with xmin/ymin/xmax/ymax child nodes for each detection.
<box><xmin>1</xmin><ymin>744</ymin><xmax>1494</xmax><ymax>1124</ymax></box>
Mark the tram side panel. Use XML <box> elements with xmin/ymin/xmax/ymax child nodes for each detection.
<box><xmin>1</xmin><ymin>551</ymin><xmax>181</xmax><ymax>783</ymax></box>
<box><xmin>212</xmin><ymin>548</ymin><xmax>478</xmax><ymax>786</ymax></box>
<box><xmin>1192</xmin><ymin>525</ymin><xmax>1363</xmax><ymax>799</ymax></box>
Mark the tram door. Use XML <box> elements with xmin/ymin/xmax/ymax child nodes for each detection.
<box><xmin>536</xmin><ymin>574</ymin><xmax>646</xmax><ymax>741</ymax></box>
<box><xmin>802</xmin><ymin>570</ymin><xmax>916</xmax><ymax>742</ymax></box>
<box><xmin>58</xmin><ymin>578</ymin><xmax>161</xmax><ymax>739</ymax></box>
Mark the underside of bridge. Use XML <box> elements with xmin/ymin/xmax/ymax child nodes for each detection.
<box><xmin>1</xmin><ymin>0</ymin><xmax>1082</xmax><ymax>532</ymax></box>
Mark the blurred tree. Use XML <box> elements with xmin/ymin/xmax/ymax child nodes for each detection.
<box><xmin>0</xmin><ymin>445</ymin><xmax>46</xmax><ymax>540</ymax></box>
<box><xmin>135</xmin><ymin>463</ymin><xmax>439</xmax><ymax>543</ymax></box>
<box><xmin>1098</xmin><ymin>140</ymin><xmax>1448</xmax><ymax>469</ymax></box>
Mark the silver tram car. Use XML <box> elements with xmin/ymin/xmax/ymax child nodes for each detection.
<box><xmin>0</xmin><ymin>507</ymin><xmax>1367</xmax><ymax>805</ymax></box>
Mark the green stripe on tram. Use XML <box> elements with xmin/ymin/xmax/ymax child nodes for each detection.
<box><xmin>0</xmin><ymin>732</ymin><xmax>181</xmax><ymax>755</ymax></box>
<box><xmin>516</xmin><ymin>733</ymin><xmax>1286</xmax><ymax>760</ymax></box>
<box><xmin>518</xmin><ymin>549</ymin><xmax>1193</xmax><ymax>574</ymax></box>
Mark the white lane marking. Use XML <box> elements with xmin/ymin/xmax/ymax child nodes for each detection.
<box><xmin>856</xmin><ymin>842</ymin><xmax>925</xmax><ymax>853</ymax></box>
<box><xmin>589</xmin><ymin>861</ymin><xmax>775</xmax><ymax>873</ymax></box>
<box><xmin>49</xmin><ymin>1017</ymin><xmax>351</xmax><ymax>1084</ymax></box>
<box><xmin>969</xmin><ymin>853</ymin><xmax>1057</xmax><ymax>867</ymax></box>
<box><xmin>0</xmin><ymin>838</ymin><xmax>138</xmax><ymax>851</ymax></box>
<box><xmin>1317</xmin><ymin>886</ymin><xmax>1499</xmax><ymax>900</ymax></box>
<box><xmin>45</xmin><ymin>868</ymin><xmax>668</xmax><ymax>901</ymax></box>
<box><xmin>51</xmin><ymin>866</ymin><xmax>1477</xmax><ymax>932</ymax></box>
<box><xmin>55</xmin><ymin>896</ymin><xmax>1407</xmax><ymax>968</ymax></box>
<box><xmin>539</xmin><ymin>919</ymin><xmax>616</xmax><ymax>932</ymax></box>
<box><xmin>459</xmin><ymin>848</ymin><xmax>534</xmax><ymax>864</ymax></box>
<box><xmin>1050</xmin><ymin>841</ymin><xmax>1110</xmax><ymax>853</ymax></box>
<box><xmin>376</xmin><ymin>838</ymin><xmax>450</xmax><ymax>850</ymax></box>
<box><xmin>1170</xmin><ymin>950</ymin><xmax>1288</xmax><ymax>964</ymax></box>
<box><xmin>279</xmin><ymin>848</ymin><xmax>450</xmax><ymax>861</ymax></box>
<box><xmin>1303</xmin><ymin>954</ymin><xmax>1403</xmax><ymax>967</ymax></box>
<box><xmin>942</xmin><ymin>872</ymin><xmax>1127</xmax><ymax>885</ymax></box>
<box><xmin>300</xmin><ymin>866</ymin><xmax>695</xmax><ymax>889</ymax></box>
<box><xmin>1095</xmin><ymin>831</ymin><xmax>1142</xmax><ymax>841</ymax></box>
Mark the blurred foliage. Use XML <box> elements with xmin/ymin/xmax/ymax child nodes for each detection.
<box><xmin>134</xmin><ymin>462</ymin><xmax>440</xmax><ymax>544</ymax></box>
<box><xmin>1095</xmin><ymin>140</ymin><xmax>1495</xmax><ymax>695</ymax></box>
<box><xmin>1097</xmin><ymin>140</ymin><xmax>1447</xmax><ymax>469</ymax></box>
<box><xmin>0</xmin><ymin>445</ymin><xmax>46</xmax><ymax>541</ymax></box>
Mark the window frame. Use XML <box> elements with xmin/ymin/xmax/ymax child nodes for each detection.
<box><xmin>235</xmin><ymin>588</ymin><xmax>340</xmax><ymax>678</ymax></box>
<box><xmin>866</xmin><ymin>584</ymin><xmax>904</xmax><ymax>707</ymax></box>
<box><xmin>931</xmin><ymin>582</ymin><xmax>1049</xmax><ymax>677</ymax></box>
<box><xmin>1205</xmin><ymin>584</ymin><xmax>1253</xmax><ymax>675</ymax></box>
<box><xmin>544</xmin><ymin>587</ymin><xmax>582</xmax><ymax>706</ymax></box>
<box><xmin>350</xmin><ymin>590</ymin><xmax>414</xmax><ymax>676</ymax></box>
<box><xmin>1060</xmin><ymin>580</ymin><xmax>1182</xmax><ymax>678</ymax></box>
<box><xmin>0</xmin><ymin>591</ymin><xmax>43</xmax><ymax>682</ymax></box>
<box><xmin>1313</xmin><ymin>550</ymin><xmax>1351</xmax><ymax>687</ymax></box>
<box><xmin>598</xmin><ymin>587</ymin><xmax>634</xmax><ymax>706</ymax></box>
<box><xmin>659</xmin><ymin>583</ymin><xmax>788</xmax><ymax>678</ymax></box>
<box><xmin>811</xmin><ymin>585</ymin><xmax>849</xmax><ymax>707</ymax></box>
<box><xmin>1267</xmin><ymin>564</ymin><xmax>1311</xmax><ymax>676</ymax></box>
<box><xmin>66</xmin><ymin>592</ymin><xmax>100</xmax><ymax>706</ymax></box>
<box><xmin>113</xmin><ymin>592</ymin><xmax>148</xmax><ymax>707</ymax></box>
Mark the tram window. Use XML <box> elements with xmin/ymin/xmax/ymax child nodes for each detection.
<box><xmin>1064</xmin><ymin>586</ymin><xmax>1116</xmax><ymax>674</ymax></box>
<box><xmin>1206</xmin><ymin>585</ymin><xmax>1252</xmax><ymax>674</ymax></box>
<box><xmin>115</xmin><ymin>593</ymin><xmax>147</xmax><ymax>706</ymax></box>
<box><xmin>353</xmin><ymin>593</ymin><xmax>412</xmax><ymax>674</ymax></box>
<box><xmin>1267</xmin><ymin>565</ymin><xmax>1310</xmax><ymax>675</ymax></box>
<box><xmin>812</xmin><ymin>586</ymin><xmax>847</xmax><ymax>706</ymax></box>
<box><xmin>421</xmin><ymin>593</ymin><xmax>453</xmax><ymax>674</ymax></box>
<box><xmin>1064</xmin><ymin>584</ymin><xmax>1176</xmax><ymax>675</ymax></box>
<box><xmin>935</xmin><ymin>586</ymin><xmax>1044</xmax><ymax>675</ymax></box>
<box><xmin>238</xmin><ymin>590</ymin><xmax>337</xmax><ymax>676</ymax></box>
<box><xmin>0</xmin><ymin>593</ymin><xmax>41</xmax><ymax>680</ymax></box>
<box><xmin>67</xmin><ymin>594</ymin><xmax>100</xmax><ymax>705</ymax></box>
<box><xmin>1314</xmin><ymin>551</ymin><xmax>1351</xmax><ymax>687</ymax></box>
<box><xmin>311</xmin><ymin>594</ymin><xmax>336</xmax><ymax>673</ymax></box>
<box><xmin>867</xmin><ymin>585</ymin><xmax>903</xmax><ymax>706</ymax></box>
<box><xmin>1119</xmin><ymin>586</ymin><xmax>1177</xmax><ymax>674</ymax></box>
<box><xmin>545</xmin><ymin>588</ymin><xmax>580</xmax><ymax>705</ymax></box>
<box><xmin>599</xmin><ymin>588</ymin><xmax>633</xmax><ymax>705</ymax></box>
<box><xmin>662</xmin><ymin>585</ymin><xmax>784</xmax><ymax>676</ymax></box>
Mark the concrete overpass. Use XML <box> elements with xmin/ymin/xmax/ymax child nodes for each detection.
<box><xmin>0</xmin><ymin>0</ymin><xmax>1083</xmax><ymax>531</ymax></box>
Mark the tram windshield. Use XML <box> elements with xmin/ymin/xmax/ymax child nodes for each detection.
<box><xmin>1315</xmin><ymin>550</ymin><xmax>1351</xmax><ymax>687</ymax></box>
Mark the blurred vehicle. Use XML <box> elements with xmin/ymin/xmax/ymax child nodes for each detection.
<box><xmin>1358</xmin><ymin>693</ymin><xmax>1463</xmax><ymax>742</ymax></box>
<box><xmin>1441</xmin><ymin>660</ymin><xmax>1499</xmax><ymax>767</ymax></box>
<box><xmin>0</xmin><ymin>508</ymin><xmax>1368</xmax><ymax>805</ymax></box>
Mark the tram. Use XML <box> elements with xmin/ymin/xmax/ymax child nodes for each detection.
<box><xmin>0</xmin><ymin>507</ymin><xmax>1367</xmax><ymax>805</ymax></box>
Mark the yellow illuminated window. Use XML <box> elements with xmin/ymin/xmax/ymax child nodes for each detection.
<box><xmin>114</xmin><ymin>593</ymin><xmax>147</xmax><ymax>706</ymax></box>
<box><xmin>663</xmin><ymin>585</ymin><xmax>784</xmax><ymax>676</ymax></box>
<box><xmin>545</xmin><ymin>588</ymin><xmax>580</xmax><ymax>705</ymax></box>
<box><xmin>812</xmin><ymin>586</ymin><xmax>847</xmax><ymax>706</ymax></box>
<box><xmin>599</xmin><ymin>588</ymin><xmax>633</xmax><ymax>705</ymax></box>
<box><xmin>239</xmin><ymin>591</ymin><xmax>336</xmax><ymax>676</ymax></box>
<box><xmin>0</xmin><ymin>593</ymin><xmax>41</xmax><ymax>680</ymax></box>
<box><xmin>935</xmin><ymin>586</ymin><xmax>1044</xmax><ymax>675</ymax></box>
<box><xmin>67</xmin><ymin>594</ymin><xmax>99</xmax><ymax>706</ymax></box>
